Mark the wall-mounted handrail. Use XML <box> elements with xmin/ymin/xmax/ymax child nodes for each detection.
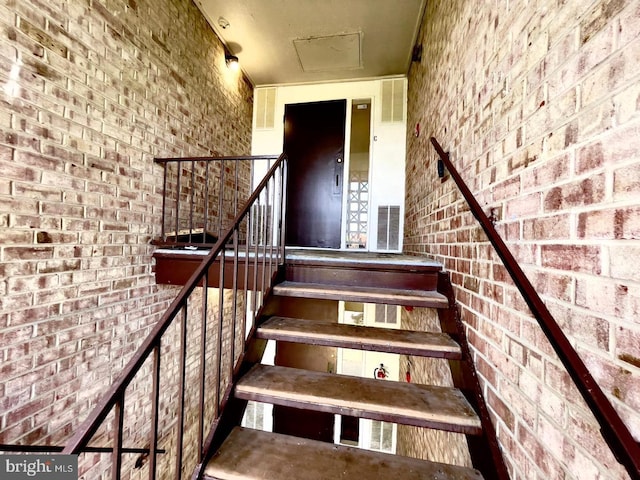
<box><xmin>63</xmin><ymin>153</ymin><xmax>287</xmax><ymax>479</ymax></box>
<box><xmin>430</xmin><ymin>137</ymin><xmax>640</xmax><ymax>480</ymax></box>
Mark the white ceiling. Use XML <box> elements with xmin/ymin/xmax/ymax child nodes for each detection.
<box><xmin>194</xmin><ymin>0</ymin><xmax>427</xmax><ymax>86</ymax></box>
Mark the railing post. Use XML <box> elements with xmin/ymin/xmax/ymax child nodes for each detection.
<box><xmin>204</xmin><ymin>161</ymin><xmax>210</xmax><ymax>246</ymax></box>
<box><xmin>189</xmin><ymin>160</ymin><xmax>195</xmax><ymax>244</ymax></box>
<box><xmin>161</xmin><ymin>164</ymin><xmax>167</xmax><ymax>240</ymax></box>
<box><xmin>215</xmin><ymin>242</ymin><xmax>226</xmax><ymax>418</ymax></box>
<box><xmin>149</xmin><ymin>344</ymin><xmax>161</xmax><ymax>480</ymax></box>
<box><xmin>242</xmin><ymin>215</ymin><xmax>251</xmax><ymax>343</ymax></box>
<box><xmin>251</xmin><ymin>194</ymin><xmax>261</xmax><ymax>328</ymax></box>
<box><xmin>261</xmin><ymin>183</ymin><xmax>268</xmax><ymax>296</ymax></box>
<box><xmin>218</xmin><ymin>160</ymin><xmax>225</xmax><ymax>238</ymax></box>
<box><xmin>175</xmin><ymin>306</ymin><xmax>189</xmax><ymax>480</ymax></box>
<box><xmin>198</xmin><ymin>273</ymin><xmax>208</xmax><ymax>462</ymax></box>
<box><xmin>279</xmin><ymin>159</ymin><xmax>288</xmax><ymax>265</ymax></box>
<box><xmin>175</xmin><ymin>163</ymin><xmax>181</xmax><ymax>244</ymax></box>
<box><xmin>112</xmin><ymin>396</ymin><xmax>124</xmax><ymax>480</ymax></box>
<box><xmin>230</xmin><ymin>229</ymin><xmax>239</xmax><ymax>380</ymax></box>
<box><xmin>234</xmin><ymin>159</ymin><xmax>239</xmax><ymax>218</ymax></box>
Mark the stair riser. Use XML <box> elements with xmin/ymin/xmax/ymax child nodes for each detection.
<box><xmin>285</xmin><ymin>264</ymin><xmax>438</xmax><ymax>290</ymax></box>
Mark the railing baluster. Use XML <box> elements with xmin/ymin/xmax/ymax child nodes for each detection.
<box><xmin>112</xmin><ymin>396</ymin><xmax>124</xmax><ymax>480</ymax></box>
<box><xmin>161</xmin><ymin>164</ymin><xmax>167</xmax><ymax>240</ymax></box>
<box><xmin>216</xmin><ymin>243</ymin><xmax>226</xmax><ymax>417</ymax></box>
<box><xmin>268</xmin><ymin>176</ymin><xmax>275</xmax><ymax>277</ymax></box>
<box><xmin>242</xmin><ymin>215</ymin><xmax>250</xmax><ymax>342</ymax></box>
<box><xmin>279</xmin><ymin>162</ymin><xmax>287</xmax><ymax>265</ymax></box>
<box><xmin>251</xmin><ymin>197</ymin><xmax>260</xmax><ymax>329</ymax></box>
<box><xmin>261</xmin><ymin>184</ymin><xmax>269</xmax><ymax>297</ymax></box>
<box><xmin>234</xmin><ymin>159</ymin><xmax>239</xmax><ymax>219</ymax></box>
<box><xmin>203</xmin><ymin>161</ymin><xmax>210</xmax><ymax>246</ymax></box>
<box><xmin>218</xmin><ymin>160</ymin><xmax>225</xmax><ymax>238</ymax></box>
<box><xmin>230</xmin><ymin>229</ymin><xmax>239</xmax><ymax>379</ymax></box>
<box><xmin>175</xmin><ymin>164</ymin><xmax>181</xmax><ymax>245</ymax></box>
<box><xmin>189</xmin><ymin>160</ymin><xmax>195</xmax><ymax>243</ymax></box>
<box><xmin>175</xmin><ymin>305</ymin><xmax>188</xmax><ymax>480</ymax></box>
<box><xmin>198</xmin><ymin>273</ymin><xmax>208</xmax><ymax>462</ymax></box>
<box><xmin>148</xmin><ymin>344</ymin><xmax>161</xmax><ymax>480</ymax></box>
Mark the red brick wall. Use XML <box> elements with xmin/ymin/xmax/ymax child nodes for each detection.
<box><xmin>0</xmin><ymin>0</ymin><xmax>252</xmax><ymax>476</ymax></box>
<box><xmin>405</xmin><ymin>1</ymin><xmax>639</xmax><ymax>478</ymax></box>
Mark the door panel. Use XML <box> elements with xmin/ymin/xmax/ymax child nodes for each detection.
<box><xmin>284</xmin><ymin>100</ymin><xmax>346</xmax><ymax>248</ymax></box>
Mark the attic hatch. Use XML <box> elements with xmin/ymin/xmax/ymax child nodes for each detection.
<box><xmin>294</xmin><ymin>32</ymin><xmax>363</xmax><ymax>72</ymax></box>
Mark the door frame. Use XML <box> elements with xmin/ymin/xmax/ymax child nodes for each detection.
<box><xmin>251</xmin><ymin>79</ymin><xmax>408</xmax><ymax>252</ymax></box>
<box><xmin>282</xmin><ymin>97</ymin><xmax>375</xmax><ymax>251</ymax></box>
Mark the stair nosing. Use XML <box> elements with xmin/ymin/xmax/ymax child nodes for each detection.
<box><xmin>272</xmin><ymin>281</ymin><xmax>450</xmax><ymax>308</ymax></box>
<box><xmin>235</xmin><ymin>364</ymin><xmax>482</xmax><ymax>435</ymax></box>
<box><xmin>256</xmin><ymin>316</ymin><xmax>462</xmax><ymax>359</ymax></box>
<box><xmin>204</xmin><ymin>426</ymin><xmax>484</xmax><ymax>480</ymax></box>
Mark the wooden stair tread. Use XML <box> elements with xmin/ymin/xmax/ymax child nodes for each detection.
<box><xmin>272</xmin><ymin>281</ymin><xmax>450</xmax><ymax>308</ymax></box>
<box><xmin>235</xmin><ymin>365</ymin><xmax>482</xmax><ymax>434</ymax></box>
<box><xmin>257</xmin><ymin>316</ymin><xmax>462</xmax><ymax>359</ymax></box>
<box><xmin>205</xmin><ymin>427</ymin><xmax>484</xmax><ymax>480</ymax></box>
<box><xmin>285</xmin><ymin>249</ymin><xmax>443</xmax><ymax>271</ymax></box>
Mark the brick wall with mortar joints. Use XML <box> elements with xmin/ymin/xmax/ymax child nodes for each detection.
<box><xmin>0</xmin><ymin>0</ymin><xmax>253</xmax><ymax>477</ymax></box>
<box><xmin>161</xmin><ymin>159</ymin><xmax>252</xmax><ymax>239</ymax></box>
<box><xmin>405</xmin><ymin>0</ymin><xmax>640</xmax><ymax>479</ymax></box>
<box><xmin>396</xmin><ymin>306</ymin><xmax>473</xmax><ymax>468</ymax></box>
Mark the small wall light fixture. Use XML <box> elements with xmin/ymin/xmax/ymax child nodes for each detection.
<box><xmin>225</xmin><ymin>54</ymin><xmax>239</xmax><ymax>70</ymax></box>
<box><xmin>412</xmin><ymin>44</ymin><xmax>423</xmax><ymax>62</ymax></box>
<box><xmin>218</xmin><ymin>16</ymin><xmax>230</xmax><ymax>29</ymax></box>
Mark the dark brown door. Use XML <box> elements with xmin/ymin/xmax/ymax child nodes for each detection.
<box><xmin>284</xmin><ymin>100</ymin><xmax>346</xmax><ymax>248</ymax></box>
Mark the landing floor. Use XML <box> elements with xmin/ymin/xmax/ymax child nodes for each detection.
<box><xmin>286</xmin><ymin>248</ymin><xmax>442</xmax><ymax>268</ymax></box>
<box><xmin>153</xmin><ymin>246</ymin><xmax>442</xmax><ymax>269</ymax></box>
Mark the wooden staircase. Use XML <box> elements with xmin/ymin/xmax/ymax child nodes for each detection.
<box><xmin>195</xmin><ymin>250</ymin><xmax>506</xmax><ymax>480</ymax></box>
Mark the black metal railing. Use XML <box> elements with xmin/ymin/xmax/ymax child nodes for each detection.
<box><xmin>431</xmin><ymin>137</ymin><xmax>640</xmax><ymax>480</ymax></box>
<box><xmin>153</xmin><ymin>155</ymin><xmax>280</xmax><ymax>248</ymax></box>
<box><xmin>63</xmin><ymin>153</ymin><xmax>287</xmax><ymax>480</ymax></box>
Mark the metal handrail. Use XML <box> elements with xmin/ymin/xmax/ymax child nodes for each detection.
<box><xmin>63</xmin><ymin>153</ymin><xmax>287</xmax><ymax>480</ymax></box>
<box><xmin>153</xmin><ymin>155</ymin><xmax>280</xmax><ymax>248</ymax></box>
<box><xmin>430</xmin><ymin>137</ymin><xmax>640</xmax><ymax>480</ymax></box>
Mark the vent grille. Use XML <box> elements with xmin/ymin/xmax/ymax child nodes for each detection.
<box><xmin>255</xmin><ymin>88</ymin><xmax>276</xmax><ymax>129</ymax></box>
<box><xmin>381</xmin><ymin>79</ymin><xmax>405</xmax><ymax>123</ymax></box>
<box><xmin>377</xmin><ymin>205</ymin><xmax>400</xmax><ymax>250</ymax></box>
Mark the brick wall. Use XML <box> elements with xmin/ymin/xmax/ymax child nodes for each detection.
<box><xmin>0</xmin><ymin>0</ymin><xmax>253</xmax><ymax>477</ymax></box>
<box><xmin>405</xmin><ymin>0</ymin><xmax>640</xmax><ymax>478</ymax></box>
<box><xmin>396</xmin><ymin>306</ymin><xmax>472</xmax><ymax>467</ymax></box>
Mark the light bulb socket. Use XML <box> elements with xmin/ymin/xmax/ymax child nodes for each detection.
<box><xmin>225</xmin><ymin>54</ymin><xmax>239</xmax><ymax>68</ymax></box>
